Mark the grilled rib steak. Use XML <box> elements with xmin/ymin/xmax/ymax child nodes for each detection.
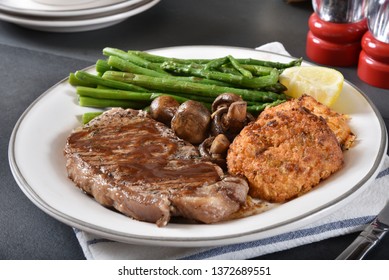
<box><xmin>64</xmin><ymin>108</ymin><xmax>248</xmax><ymax>226</ymax></box>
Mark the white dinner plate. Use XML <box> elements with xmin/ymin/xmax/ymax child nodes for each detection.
<box><xmin>0</xmin><ymin>0</ymin><xmax>144</xmax><ymax>18</ymax></box>
<box><xmin>8</xmin><ymin>46</ymin><xmax>387</xmax><ymax>247</ymax></box>
<box><xmin>0</xmin><ymin>0</ymin><xmax>159</xmax><ymax>32</ymax></box>
<box><xmin>0</xmin><ymin>0</ymin><xmax>126</xmax><ymax>13</ymax></box>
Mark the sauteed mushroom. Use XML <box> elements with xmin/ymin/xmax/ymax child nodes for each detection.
<box><xmin>210</xmin><ymin>134</ymin><xmax>231</xmax><ymax>155</ymax></box>
<box><xmin>149</xmin><ymin>95</ymin><xmax>180</xmax><ymax>127</ymax></box>
<box><xmin>211</xmin><ymin>101</ymin><xmax>248</xmax><ymax>137</ymax></box>
<box><xmin>199</xmin><ymin>134</ymin><xmax>230</xmax><ymax>169</ymax></box>
<box><xmin>171</xmin><ymin>100</ymin><xmax>211</xmax><ymax>144</ymax></box>
<box><xmin>210</xmin><ymin>93</ymin><xmax>252</xmax><ymax>140</ymax></box>
<box><xmin>212</xmin><ymin>93</ymin><xmax>243</xmax><ymax>112</ymax></box>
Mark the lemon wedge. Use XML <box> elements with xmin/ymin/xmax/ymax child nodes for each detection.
<box><xmin>279</xmin><ymin>66</ymin><xmax>344</xmax><ymax>107</ymax></box>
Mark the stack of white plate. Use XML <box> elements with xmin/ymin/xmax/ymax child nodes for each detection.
<box><xmin>0</xmin><ymin>0</ymin><xmax>160</xmax><ymax>32</ymax></box>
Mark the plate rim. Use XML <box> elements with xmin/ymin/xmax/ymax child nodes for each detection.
<box><xmin>8</xmin><ymin>45</ymin><xmax>388</xmax><ymax>246</ymax></box>
<box><xmin>0</xmin><ymin>0</ymin><xmax>147</xmax><ymax>18</ymax></box>
<box><xmin>0</xmin><ymin>0</ymin><xmax>159</xmax><ymax>27</ymax></box>
<box><xmin>0</xmin><ymin>0</ymin><xmax>128</xmax><ymax>14</ymax></box>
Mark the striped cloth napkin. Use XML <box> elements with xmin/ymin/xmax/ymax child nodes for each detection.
<box><xmin>74</xmin><ymin>42</ymin><xmax>389</xmax><ymax>260</ymax></box>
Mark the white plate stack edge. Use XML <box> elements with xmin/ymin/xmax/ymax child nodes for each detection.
<box><xmin>0</xmin><ymin>0</ymin><xmax>161</xmax><ymax>32</ymax></box>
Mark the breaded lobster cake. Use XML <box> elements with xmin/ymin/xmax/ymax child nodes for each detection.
<box><xmin>227</xmin><ymin>96</ymin><xmax>344</xmax><ymax>203</ymax></box>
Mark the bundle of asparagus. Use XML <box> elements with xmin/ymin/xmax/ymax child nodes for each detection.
<box><xmin>69</xmin><ymin>47</ymin><xmax>302</xmax><ymax>123</ymax></box>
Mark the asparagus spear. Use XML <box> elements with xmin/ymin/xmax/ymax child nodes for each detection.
<box><xmin>77</xmin><ymin>86</ymin><xmax>214</xmax><ymax>109</ymax></box>
<box><xmin>204</xmin><ymin>56</ymin><xmax>229</xmax><ymax>70</ymax></box>
<box><xmin>227</xmin><ymin>55</ymin><xmax>253</xmax><ymax>78</ymax></box>
<box><xmin>247</xmin><ymin>99</ymin><xmax>286</xmax><ymax>114</ymax></box>
<box><xmin>107</xmin><ymin>55</ymin><xmax>166</xmax><ymax>77</ymax></box>
<box><xmin>205</xmin><ymin>56</ymin><xmax>254</xmax><ymax>77</ymax></box>
<box><xmin>102</xmin><ymin>71</ymin><xmax>286</xmax><ymax>102</ymax></box>
<box><xmin>95</xmin><ymin>59</ymin><xmax>116</xmax><ymax>74</ymax></box>
<box><xmin>82</xmin><ymin>111</ymin><xmax>103</xmax><ymax>124</ymax></box>
<box><xmin>77</xmin><ymin>86</ymin><xmax>159</xmax><ymax>101</ymax></box>
<box><xmin>103</xmin><ymin>47</ymin><xmax>168</xmax><ymax>74</ymax></box>
<box><xmin>127</xmin><ymin>49</ymin><xmax>303</xmax><ymax>69</ymax></box>
<box><xmin>107</xmin><ymin>55</ymin><xmax>230</xmax><ymax>86</ymax></box>
<box><xmin>74</xmin><ymin>70</ymin><xmax>150</xmax><ymax>92</ymax></box>
<box><xmin>161</xmin><ymin>61</ymin><xmax>279</xmax><ymax>89</ymax></box>
<box><xmin>127</xmin><ymin>50</ymin><xmax>211</xmax><ymax>64</ymax></box>
<box><xmin>78</xmin><ymin>96</ymin><xmax>146</xmax><ymax>109</ymax></box>
<box><xmin>204</xmin><ymin>57</ymin><xmax>274</xmax><ymax>77</ymax></box>
<box><xmin>236</xmin><ymin>57</ymin><xmax>303</xmax><ymax>69</ymax></box>
<box><xmin>241</xmin><ymin>64</ymin><xmax>274</xmax><ymax>76</ymax></box>
<box><xmin>77</xmin><ymin>86</ymin><xmax>189</xmax><ymax>103</ymax></box>
<box><xmin>261</xmin><ymin>82</ymin><xmax>288</xmax><ymax>93</ymax></box>
<box><xmin>69</xmin><ymin>72</ymin><xmax>95</xmax><ymax>87</ymax></box>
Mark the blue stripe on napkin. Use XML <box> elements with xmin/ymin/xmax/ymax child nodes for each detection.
<box><xmin>180</xmin><ymin>216</ymin><xmax>374</xmax><ymax>260</ymax></box>
<box><xmin>377</xmin><ymin>166</ymin><xmax>389</xmax><ymax>179</ymax></box>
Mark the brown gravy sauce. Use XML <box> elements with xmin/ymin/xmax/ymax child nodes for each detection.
<box><xmin>68</xmin><ymin>117</ymin><xmax>221</xmax><ymax>186</ymax></box>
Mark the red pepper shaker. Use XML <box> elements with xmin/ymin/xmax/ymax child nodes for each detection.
<box><xmin>306</xmin><ymin>0</ymin><xmax>368</xmax><ymax>67</ymax></box>
<box><xmin>357</xmin><ymin>1</ymin><xmax>389</xmax><ymax>89</ymax></box>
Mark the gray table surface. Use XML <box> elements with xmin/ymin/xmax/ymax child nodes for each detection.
<box><xmin>1</xmin><ymin>0</ymin><xmax>388</xmax><ymax>260</ymax></box>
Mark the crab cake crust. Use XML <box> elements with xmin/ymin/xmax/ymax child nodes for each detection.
<box><xmin>298</xmin><ymin>95</ymin><xmax>355</xmax><ymax>150</ymax></box>
<box><xmin>273</xmin><ymin>95</ymin><xmax>355</xmax><ymax>150</ymax></box>
<box><xmin>227</xmin><ymin>101</ymin><xmax>344</xmax><ymax>203</ymax></box>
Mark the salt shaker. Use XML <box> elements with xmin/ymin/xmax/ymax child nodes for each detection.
<box><xmin>306</xmin><ymin>0</ymin><xmax>368</xmax><ymax>66</ymax></box>
<box><xmin>358</xmin><ymin>0</ymin><xmax>389</xmax><ymax>89</ymax></box>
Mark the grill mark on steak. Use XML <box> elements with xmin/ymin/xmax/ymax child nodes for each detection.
<box><xmin>64</xmin><ymin>108</ymin><xmax>248</xmax><ymax>226</ymax></box>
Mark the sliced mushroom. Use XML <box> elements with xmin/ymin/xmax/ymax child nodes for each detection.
<box><xmin>210</xmin><ymin>134</ymin><xmax>231</xmax><ymax>155</ymax></box>
<box><xmin>198</xmin><ymin>137</ymin><xmax>215</xmax><ymax>159</ymax></box>
<box><xmin>211</xmin><ymin>106</ymin><xmax>228</xmax><ymax>136</ymax></box>
<box><xmin>198</xmin><ymin>135</ymin><xmax>230</xmax><ymax>169</ymax></box>
<box><xmin>171</xmin><ymin>100</ymin><xmax>211</xmax><ymax>144</ymax></box>
<box><xmin>210</xmin><ymin>93</ymin><xmax>253</xmax><ymax>141</ymax></box>
<box><xmin>149</xmin><ymin>95</ymin><xmax>180</xmax><ymax>127</ymax></box>
<box><xmin>211</xmin><ymin>101</ymin><xmax>248</xmax><ymax>140</ymax></box>
<box><xmin>225</xmin><ymin>101</ymin><xmax>248</xmax><ymax>133</ymax></box>
<box><xmin>211</xmin><ymin>93</ymin><xmax>243</xmax><ymax>112</ymax></box>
